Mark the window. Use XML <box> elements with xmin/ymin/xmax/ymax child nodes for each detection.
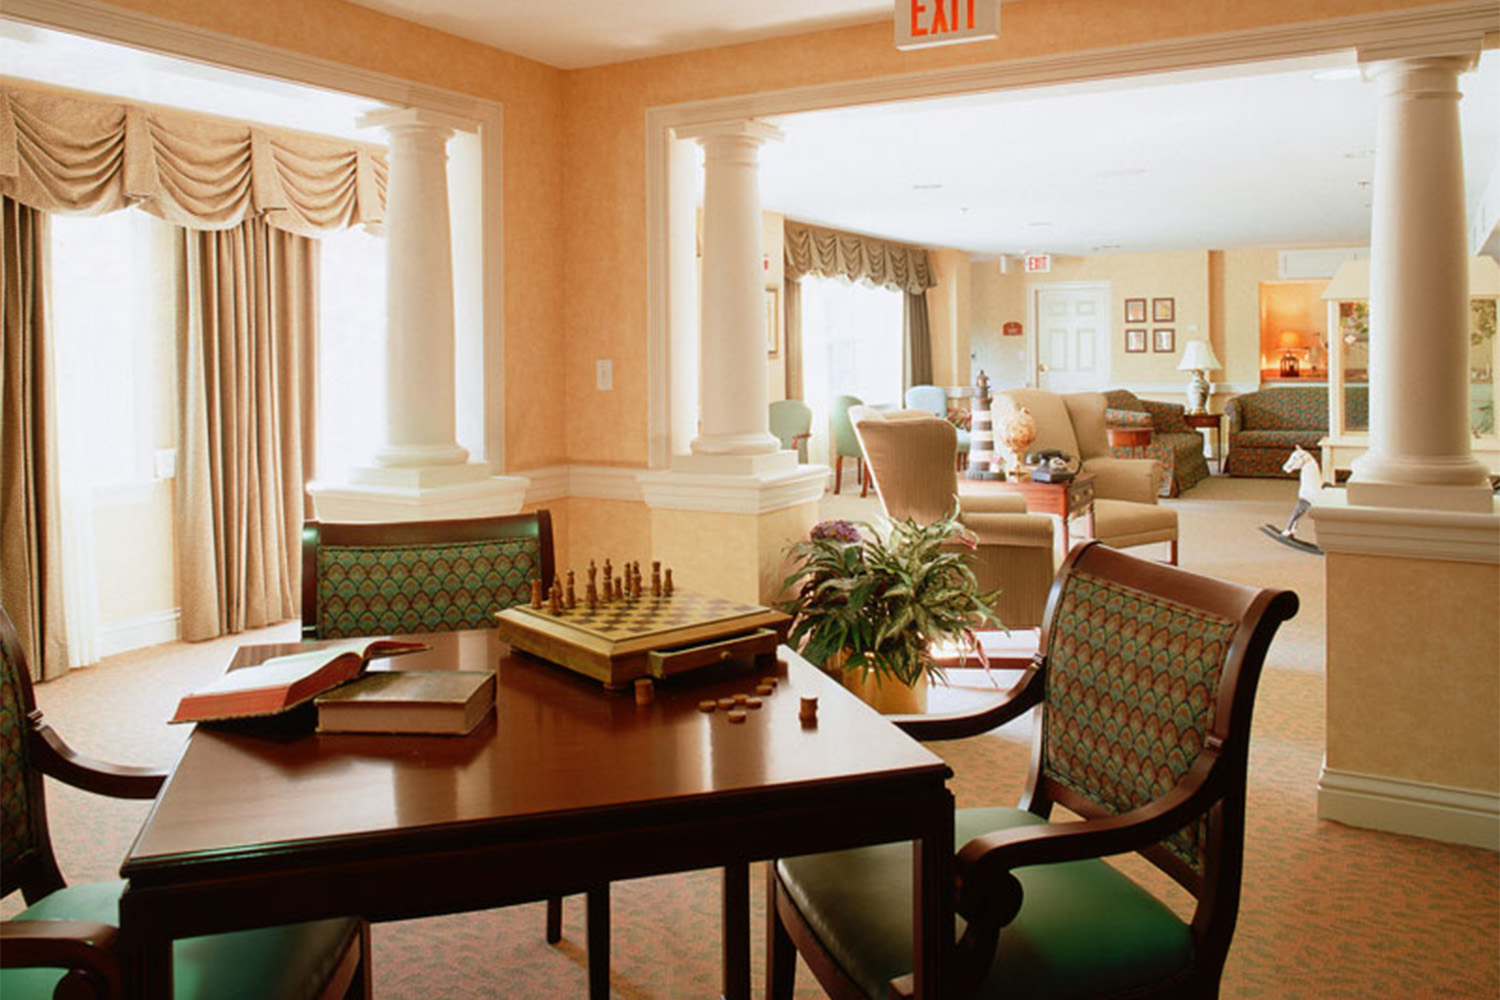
<box><xmin>316</xmin><ymin>225</ymin><xmax>388</xmax><ymax>480</ymax></box>
<box><xmin>50</xmin><ymin>209</ymin><xmax>171</xmax><ymax>489</ymax></box>
<box><xmin>799</xmin><ymin>275</ymin><xmax>904</xmax><ymax>464</ymax></box>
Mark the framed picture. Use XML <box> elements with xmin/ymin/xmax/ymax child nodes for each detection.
<box><xmin>1152</xmin><ymin>297</ymin><xmax>1175</xmax><ymax>323</ymax></box>
<box><xmin>765</xmin><ymin>287</ymin><xmax>780</xmax><ymax>358</ymax></box>
<box><xmin>1153</xmin><ymin>328</ymin><xmax>1175</xmax><ymax>353</ymax></box>
<box><xmin>1125</xmin><ymin>328</ymin><xmax>1147</xmax><ymax>353</ymax></box>
<box><xmin>1124</xmin><ymin>298</ymin><xmax>1147</xmax><ymax>324</ymax></box>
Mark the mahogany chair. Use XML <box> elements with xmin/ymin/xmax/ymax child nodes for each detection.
<box><xmin>0</xmin><ymin>606</ymin><xmax>372</xmax><ymax>1000</ymax></box>
<box><xmin>301</xmin><ymin>511</ymin><xmax>555</xmax><ymax>639</ymax></box>
<box><xmin>767</xmin><ymin>541</ymin><xmax>1299</xmax><ymax>1000</ymax></box>
<box><xmin>300</xmin><ymin>510</ymin><xmax>609</xmax><ymax>998</ymax></box>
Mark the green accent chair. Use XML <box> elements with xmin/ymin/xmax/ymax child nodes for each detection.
<box><xmin>767</xmin><ymin>542</ymin><xmax>1299</xmax><ymax>1000</ymax></box>
<box><xmin>829</xmin><ymin>394</ymin><xmax>867</xmax><ymax>495</ymax></box>
<box><xmin>770</xmin><ymin>399</ymin><xmax>814</xmax><ymax>462</ymax></box>
<box><xmin>0</xmin><ymin>607</ymin><xmax>373</xmax><ymax>1000</ymax></box>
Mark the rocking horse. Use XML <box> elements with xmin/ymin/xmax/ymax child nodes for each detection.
<box><xmin>1258</xmin><ymin>446</ymin><xmax>1325</xmax><ymax>555</ymax></box>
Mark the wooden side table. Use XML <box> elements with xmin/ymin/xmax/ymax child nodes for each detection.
<box><xmin>1184</xmin><ymin>411</ymin><xmax>1223</xmax><ymax>472</ymax></box>
<box><xmin>1107</xmin><ymin>427</ymin><xmax>1153</xmax><ymax>448</ymax></box>
<box><xmin>959</xmin><ymin>472</ymin><xmax>1096</xmax><ymax>550</ymax></box>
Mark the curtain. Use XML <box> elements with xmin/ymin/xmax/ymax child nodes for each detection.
<box><xmin>175</xmin><ymin>217</ymin><xmax>316</xmax><ymax>641</ymax></box>
<box><xmin>0</xmin><ymin>196</ymin><xmax>68</xmax><ymax>679</ymax></box>
<box><xmin>784</xmin><ymin>278</ymin><xmax>802</xmax><ymax>400</ymax></box>
<box><xmin>904</xmin><ymin>291</ymin><xmax>934</xmax><ymax>390</ymax></box>
<box><xmin>0</xmin><ymin>83</ymin><xmax>387</xmax><ymax>234</ymax></box>
<box><xmin>783</xmin><ymin>220</ymin><xmax>935</xmax><ymax>295</ymax></box>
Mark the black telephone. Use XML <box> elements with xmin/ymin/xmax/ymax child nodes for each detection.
<box><xmin>1027</xmin><ymin>449</ymin><xmax>1078</xmax><ymax>483</ymax></box>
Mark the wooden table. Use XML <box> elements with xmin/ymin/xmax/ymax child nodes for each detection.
<box><xmin>1106</xmin><ymin>426</ymin><xmax>1152</xmax><ymax>449</ymax></box>
<box><xmin>119</xmin><ymin>631</ymin><xmax>954</xmax><ymax>1000</ymax></box>
<box><xmin>959</xmin><ymin>472</ymin><xmax>1097</xmax><ymax>549</ymax></box>
<box><xmin>1184</xmin><ymin>411</ymin><xmax>1223</xmax><ymax>472</ymax></box>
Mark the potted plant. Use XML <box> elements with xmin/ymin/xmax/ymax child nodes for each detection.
<box><xmin>779</xmin><ymin>512</ymin><xmax>1002</xmax><ymax>713</ymax></box>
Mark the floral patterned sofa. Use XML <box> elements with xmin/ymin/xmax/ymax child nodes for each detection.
<box><xmin>1223</xmin><ymin>386</ymin><xmax>1356</xmax><ymax>477</ymax></box>
<box><xmin>1104</xmin><ymin>389</ymin><xmax>1210</xmax><ymax>496</ymax></box>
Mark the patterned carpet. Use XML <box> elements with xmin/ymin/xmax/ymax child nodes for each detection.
<box><xmin>7</xmin><ymin>477</ymin><xmax>1498</xmax><ymax>998</ymax></box>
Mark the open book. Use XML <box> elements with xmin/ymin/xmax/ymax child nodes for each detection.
<box><xmin>170</xmin><ymin>638</ymin><xmax>429</xmax><ymax>724</ymax></box>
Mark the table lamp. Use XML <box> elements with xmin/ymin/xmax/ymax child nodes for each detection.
<box><xmin>1277</xmin><ymin>331</ymin><xmax>1303</xmax><ymax>377</ymax></box>
<box><xmin>1177</xmin><ymin>339</ymin><xmax>1222</xmax><ymax>414</ymax></box>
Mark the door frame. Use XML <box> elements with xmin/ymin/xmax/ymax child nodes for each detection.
<box><xmin>1028</xmin><ymin>280</ymin><xmax>1112</xmax><ymax>391</ymax></box>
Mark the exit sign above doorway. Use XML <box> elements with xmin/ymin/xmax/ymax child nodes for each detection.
<box><xmin>896</xmin><ymin>0</ymin><xmax>999</xmax><ymax>50</ymax></box>
<box><xmin>1025</xmin><ymin>254</ymin><xmax>1052</xmax><ymax>274</ymax></box>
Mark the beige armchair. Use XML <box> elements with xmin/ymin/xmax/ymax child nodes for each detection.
<box><xmin>854</xmin><ymin>413</ymin><xmax>1057</xmax><ymax>628</ymax></box>
<box><xmin>993</xmin><ymin>389</ymin><xmax>1179</xmax><ymax>563</ymax></box>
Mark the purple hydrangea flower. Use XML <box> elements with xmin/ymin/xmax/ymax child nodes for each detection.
<box><xmin>810</xmin><ymin>520</ymin><xmax>861</xmax><ymax>544</ymax></box>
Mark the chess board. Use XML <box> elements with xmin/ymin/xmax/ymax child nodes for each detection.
<box><xmin>495</xmin><ymin>589</ymin><xmax>791</xmax><ymax>689</ymax></box>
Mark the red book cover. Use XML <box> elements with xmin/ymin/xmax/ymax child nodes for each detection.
<box><xmin>170</xmin><ymin>638</ymin><xmax>428</xmax><ymax>724</ymax></box>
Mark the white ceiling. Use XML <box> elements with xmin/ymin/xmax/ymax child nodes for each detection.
<box><xmin>759</xmin><ymin>52</ymin><xmax>1500</xmax><ymax>257</ymax></box>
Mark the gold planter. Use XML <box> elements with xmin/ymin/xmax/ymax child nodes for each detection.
<box><xmin>825</xmin><ymin>651</ymin><xmax>929</xmax><ymax>714</ymax></box>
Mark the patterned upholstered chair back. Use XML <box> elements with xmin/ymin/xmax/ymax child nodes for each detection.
<box><xmin>0</xmin><ymin>608</ymin><xmax>62</xmax><ymax>902</ymax></box>
<box><xmin>302</xmin><ymin>511</ymin><xmax>555</xmax><ymax>640</ymax></box>
<box><xmin>1029</xmin><ymin>542</ymin><xmax>1298</xmax><ymax>898</ymax></box>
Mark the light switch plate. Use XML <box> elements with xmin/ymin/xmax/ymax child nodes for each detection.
<box><xmin>596</xmin><ymin>359</ymin><xmax>613</xmax><ymax>391</ymax></box>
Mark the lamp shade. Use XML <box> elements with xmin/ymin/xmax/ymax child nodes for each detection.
<box><xmin>1177</xmin><ymin>339</ymin><xmax>1222</xmax><ymax>372</ymax></box>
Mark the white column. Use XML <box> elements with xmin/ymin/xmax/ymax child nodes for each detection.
<box><xmin>310</xmin><ymin>107</ymin><xmax>527</xmax><ymax>520</ymax></box>
<box><xmin>1348</xmin><ymin>54</ymin><xmax>1492</xmax><ymax>512</ymax></box>
<box><xmin>682</xmin><ymin>120</ymin><xmax>782</xmax><ymax>458</ymax></box>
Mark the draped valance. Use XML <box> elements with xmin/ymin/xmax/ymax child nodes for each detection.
<box><xmin>0</xmin><ymin>82</ymin><xmax>387</xmax><ymax>234</ymax></box>
<box><xmin>783</xmin><ymin>220</ymin><xmax>936</xmax><ymax>295</ymax></box>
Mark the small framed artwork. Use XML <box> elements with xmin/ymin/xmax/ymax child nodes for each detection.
<box><xmin>765</xmin><ymin>287</ymin><xmax>780</xmax><ymax>358</ymax></box>
<box><xmin>1124</xmin><ymin>298</ymin><xmax>1147</xmax><ymax>324</ymax></box>
<box><xmin>1125</xmin><ymin>328</ymin><xmax>1147</xmax><ymax>353</ymax></box>
<box><xmin>1152</xmin><ymin>297</ymin><xmax>1175</xmax><ymax>323</ymax></box>
<box><xmin>1153</xmin><ymin>328</ymin><xmax>1175</xmax><ymax>353</ymax></box>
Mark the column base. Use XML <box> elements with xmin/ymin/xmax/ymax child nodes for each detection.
<box><xmin>689</xmin><ymin>432</ymin><xmax>785</xmax><ymax>458</ymax></box>
<box><xmin>308</xmin><ymin>474</ymin><xmax>531</xmax><ymax>522</ymax></box>
<box><xmin>1347</xmin><ymin>451</ymin><xmax>1493</xmax><ymax>512</ymax></box>
<box><xmin>638</xmin><ymin>455</ymin><xmax>824</xmax><ymax>514</ymax></box>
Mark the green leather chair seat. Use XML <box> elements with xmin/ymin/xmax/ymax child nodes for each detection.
<box><xmin>777</xmin><ymin>806</ymin><xmax>1194</xmax><ymax>1000</ymax></box>
<box><xmin>1</xmin><ymin>881</ymin><xmax>359</xmax><ymax>1000</ymax></box>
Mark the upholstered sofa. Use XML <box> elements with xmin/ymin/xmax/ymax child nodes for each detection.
<box><xmin>1223</xmin><ymin>386</ymin><xmax>1363</xmax><ymax>477</ymax></box>
<box><xmin>1103</xmin><ymin>389</ymin><xmax>1210</xmax><ymax>496</ymax></box>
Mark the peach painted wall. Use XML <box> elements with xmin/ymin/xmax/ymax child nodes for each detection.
<box><xmin>559</xmin><ymin>0</ymin><xmax>1440</xmax><ymax>466</ymax></box>
<box><xmin>98</xmin><ymin>0</ymin><xmax>570</xmax><ymax>473</ymax></box>
<box><xmin>927</xmin><ymin>248</ymin><xmax>972</xmax><ymax>391</ymax></box>
<box><xmin>1326</xmin><ymin>553</ymin><xmax>1500</xmax><ymax>793</ymax></box>
<box><xmin>1219</xmin><ymin>248</ymin><xmax>1281</xmax><ymax>388</ymax></box>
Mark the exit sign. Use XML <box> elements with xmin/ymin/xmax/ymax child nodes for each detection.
<box><xmin>1025</xmin><ymin>254</ymin><xmax>1052</xmax><ymax>273</ymax></box>
<box><xmin>896</xmin><ymin>0</ymin><xmax>999</xmax><ymax>50</ymax></box>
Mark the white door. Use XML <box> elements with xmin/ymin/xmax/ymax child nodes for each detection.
<box><xmin>1033</xmin><ymin>283</ymin><xmax>1109</xmax><ymax>392</ymax></box>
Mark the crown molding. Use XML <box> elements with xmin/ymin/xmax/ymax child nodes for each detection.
<box><xmin>1</xmin><ymin>0</ymin><xmax>495</xmax><ymax>122</ymax></box>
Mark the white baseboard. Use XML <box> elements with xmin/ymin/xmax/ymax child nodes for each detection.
<box><xmin>1318</xmin><ymin>765</ymin><xmax>1499</xmax><ymax>850</ymax></box>
<box><xmin>98</xmin><ymin>609</ymin><xmax>180</xmax><ymax>658</ymax></box>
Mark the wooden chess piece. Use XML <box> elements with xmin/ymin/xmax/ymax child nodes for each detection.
<box><xmin>587</xmin><ymin>580</ymin><xmax>598</xmax><ymax>610</ymax></box>
<box><xmin>549</xmin><ymin>580</ymin><xmax>563</xmax><ymax>615</ymax></box>
<box><xmin>588</xmin><ymin>559</ymin><xmax>598</xmax><ymax>591</ymax></box>
<box><xmin>530</xmin><ymin>578</ymin><xmax>543</xmax><ymax>609</ymax></box>
<box><xmin>664</xmin><ymin>568</ymin><xmax>674</xmax><ymax>596</ymax></box>
<box><xmin>565</xmin><ymin>569</ymin><xmax>576</xmax><ymax>609</ymax></box>
<box><xmin>603</xmin><ymin>558</ymin><xmax>613</xmax><ymax>592</ymax></box>
<box><xmin>652</xmin><ymin>560</ymin><xmax>662</xmax><ymax>597</ymax></box>
<box><xmin>613</xmin><ymin>578</ymin><xmax>623</xmax><ymax>602</ymax></box>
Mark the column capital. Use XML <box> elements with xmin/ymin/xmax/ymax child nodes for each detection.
<box><xmin>1356</xmin><ymin>40</ymin><xmax>1481</xmax><ymax>73</ymax></box>
<box><xmin>358</xmin><ymin>105</ymin><xmax>477</xmax><ymax>136</ymax></box>
<box><xmin>674</xmin><ymin>118</ymin><xmax>783</xmax><ymax>146</ymax></box>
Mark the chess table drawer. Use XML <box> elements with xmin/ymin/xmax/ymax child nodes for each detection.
<box><xmin>648</xmin><ymin>628</ymin><xmax>779</xmax><ymax>678</ymax></box>
<box><xmin>1067</xmin><ymin>476</ymin><xmax>1094</xmax><ymax>512</ymax></box>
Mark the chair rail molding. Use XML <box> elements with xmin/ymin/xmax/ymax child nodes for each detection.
<box><xmin>1318</xmin><ymin>766</ymin><xmax>1500</xmax><ymax>850</ymax></box>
